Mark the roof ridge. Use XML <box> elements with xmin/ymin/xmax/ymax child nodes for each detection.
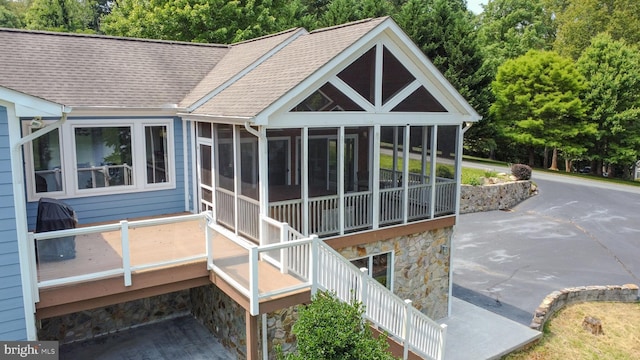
<box><xmin>0</xmin><ymin>27</ymin><xmax>230</xmax><ymax>48</ymax></box>
<box><xmin>232</xmin><ymin>27</ymin><xmax>304</xmax><ymax>46</ymax></box>
<box><xmin>309</xmin><ymin>16</ymin><xmax>389</xmax><ymax>34</ymax></box>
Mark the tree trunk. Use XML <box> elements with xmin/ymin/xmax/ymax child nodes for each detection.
<box><xmin>543</xmin><ymin>146</ymin><xmax>548</xmax><ymax>169</ymax></box>
<box><xmin>565</xmin><ymin>159</ymin><xmax>571</xmax><ymax>172</ymax></box>
<box><xmin>549</xmin><ymin>148</ymin><xmax>559</xmax><ymax>171</ymax></box>
<box><xmin>528</xmin><ymin>147</ymin><xmax>535</xmax><ymax>167</ymax></box>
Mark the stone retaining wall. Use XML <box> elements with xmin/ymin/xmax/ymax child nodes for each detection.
<box><xmin>460</xmin><ymin>180</ymin><xmax>536</xmax><ymax>214</ymax></box>
<box><xmin>529</xmin><ymin>284</ymin><xmax>639</xmax><ymax>331</ymax></box>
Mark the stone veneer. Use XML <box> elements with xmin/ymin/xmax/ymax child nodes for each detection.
<box><xmin>37</xmin><ymin>290</ymin><xmax>191</xmax><ymax>343</ymax></box>
<box><xmin>460</xmin><ymin>180</ymin><xmax>537</xmax><ymax>214</ymax></box>
<box><xmin>190</xmin><ymin>285</ymin><xmax>247</xmax><ymax>359</ymax></box>
<box><xmin>336</xmin><ymin>226</ymin><xmax>453</xmax><ymax>320</ymax></box>
<box><xmin>530</xmin><ymin>284</ymin><xmax>639</xmax><ymax>331</ymax></box>
<box><xmin>263</xmin><ymin>306</ymin><xmax>300</xmax><ymax>359</ymax></box>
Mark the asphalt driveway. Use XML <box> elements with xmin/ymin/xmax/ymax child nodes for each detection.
<box><xmin>452</xmin><ymin>176</ymin><xmax>640</xmax><ymax>325</ymax></box>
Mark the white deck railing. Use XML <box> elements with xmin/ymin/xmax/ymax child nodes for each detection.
<box><xmin>269</xmin><ymin>175</ymin><xmax>456</xmax><ymax>237</ymax></box>
<box><xmin>316</xmin><ymin>240</ymin><xmax>447</xmax><ymax>360</ymax></box>
<box><xmin>29</xmin><ymin>213</ymin><xmax>208</xmax><ymax>290</ymax></box>
<box><xmin>31</xmin><ymin>211</ymin><xmax>446</xmax><ymax>359</ymax></box>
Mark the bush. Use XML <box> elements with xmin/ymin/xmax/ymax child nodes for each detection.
<box><xmin>436</xmin><ymin>164</ymin><xmax>454</xmax><ymax>179</ymax></box>
<box><xmin>278</xmin><ymin>291</ymin><xmax>398</xmax><ymax>360</ymax></box>
<box><xmin>511</xmin><ymin>164</ymin><xmax>532</xmax><ymax>180</ymax></box>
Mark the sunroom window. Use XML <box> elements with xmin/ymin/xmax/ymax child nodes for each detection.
<box><xmin>24</xmin><ymin>119</ymin><xmax>175</xmax><ymax>200</ymax></box>
<box><xmin>351</xmin><ymin>252</ymin><xmax>393</xmax><ymax>289</ymax></box>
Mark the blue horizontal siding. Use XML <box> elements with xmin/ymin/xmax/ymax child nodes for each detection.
<box><xmin>26</xmin><ymin>117</ymin><xmax>188</xmax><ymax>228</ymax></box>
<box><xmin>0</xmin><ymin>318</ymin><xmax>29</xmax><ymax>340</ymax></box>
<box><xmin>0</xmin><ymin>105</ymin><xmax>27</xmax><ymax>340</ymax></box>
<box><xmin>0</xmin><ymin>270</ymin><xmax>23</xmax><ymax>290</ymax></box>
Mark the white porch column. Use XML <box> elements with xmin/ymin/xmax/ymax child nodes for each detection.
<box><xmin>454</xmin><ymin>125</ymin><xmax>463</xmax><ymax>216</ymax></box>
<box><xmin>302</xmin><ymin>127</ymin><xmax>309</xmax><ymax>236</ymax></box>
<box><xmin>233</xmin><ymin>125</ymin><xmax>240</xmax><ymax>235</ymax></box>
<box><xmin>338</xmin><ymin>126</ymin><xmax>345</xmax><ymax>235</ymax></box>
<box><xmin>372</xmin><ymin>125</ymin><xmax>381</xmax><ymax>229</ymax></box>
<box><xmin>402</xmin><ymin>125</ymin><xmax>410</xmax><ymax>224</ymax></box>
<box><xmin>429</xmin><ymin>125</ymin><xmax>438</xmax><ymax>218</ymax></box>
<box><xmin>259</xmin><ymin>126</ymin><xmax>268</xmax><ymax>245</ymax></box>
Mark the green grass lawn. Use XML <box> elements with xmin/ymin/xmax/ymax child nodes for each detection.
<box><xmin>380</xmin><ymin>154</ymin><xmax>500</xmax><ymax>185</ymax></box>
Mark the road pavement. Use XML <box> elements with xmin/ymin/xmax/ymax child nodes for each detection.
<box><xmin>452</xmin><ymin>173</ymin><xmax>640</xmax><ymax>325</ymax></box>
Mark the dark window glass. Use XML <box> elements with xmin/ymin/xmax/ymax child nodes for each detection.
<box><xmin>391</xmin><ymin>86</ymin><xmax>447</xmax><ymax>112</ymax></box>
<box><xmin>337</xmin><ymin>47</ymin><xmax>376</xmax><ymax>104</ymax></box>
<box><xmin>382</xmin><ymin>46</ymin><xmax>415</xmax><ymax>104</ymax></box>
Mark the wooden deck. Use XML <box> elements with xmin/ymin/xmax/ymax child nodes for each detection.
<box><xmin>35</xmin><ymin>214</ymin><xmax>309</xmax><ymax>319</ymax></box>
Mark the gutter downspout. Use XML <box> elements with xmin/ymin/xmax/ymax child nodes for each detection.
<box><xmin>10</xmin><ymin>108</ymin><xmax>69</xmax><ymax>340</ymax></box>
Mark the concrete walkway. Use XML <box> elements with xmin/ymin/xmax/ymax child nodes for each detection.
<box><xmin>439</xmin><ymin>297</ymin><xmax>542</xmax><ymax>360</ymax></box>
<box><xmin>59</xmin><ymin>316</ymin><xmax>234</xmax><ymax>360</ymax></box>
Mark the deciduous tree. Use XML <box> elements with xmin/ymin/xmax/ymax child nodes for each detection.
<box><xmin>491</xmin><ymin>50</ymin><xmax>590</xmax><ymax>167</ymax></box>
<box><xmin>576</xmin><ymin>33</ymin><xmax>640</xmax><ymax>178</ymax></box>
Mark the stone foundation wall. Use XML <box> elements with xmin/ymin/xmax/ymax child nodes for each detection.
<box><xmin>530</xmin><ymin>284</ymin><xmax>639</xmax><ymax>331</ymax></box>
<box><xmin>261</xmin><ymin>305</ymin><xmax>300</xmax><ymax>359</ymax></box>
<box><xmin>336</xmin><ymin>226</ymin><xmax>453</xmax><ymax>320</ymax></box>
<box><xmin>37</xmin><ymin>290</ymin><xmax>191</xmax><ymax>344</ymax></box>
<box><xmin>460</xmin><ymin>180</ymin><xmax>536</xmax><ymax>214</ymax></box>
<box><xmin>190</xmin><ymin>285</ymin><xmax>247</xmax><ymax>359</ymax></box>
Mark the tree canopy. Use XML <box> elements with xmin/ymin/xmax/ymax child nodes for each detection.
<box><xmin>491</xmin><ymin>50</ymin><xmax>590</xmax><ymax>166</ymax></box>
<box><xmin>576</xmin><ymin>34</ymin><xmax>640</xmax><ymax>177</ymax></box>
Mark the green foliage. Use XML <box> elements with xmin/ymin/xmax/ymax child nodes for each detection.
<box><xmin>511</xmin><ymin>163</ymin><xmax>532</xmax><ymax>180</ymax></box>
<box><xmin>477</xmin><ymin>0</ymin><xmax>556</xmax><ymax>76</ymax></box>
<box><xmin>435</xmin><ymin>164</ymin><xmax>454</xmax><ymax>179</ymax></box>
<box><xmin>491</xmin><ymin>50</ymin><xmax>590</xmax><ymax>166</ymax></box>
<box><xmin>0</xmin><ymin>0</ymin><xmax>25</xmax><ymax>28</ymax></box>
<box><xmin>318</xmin><ymin>0</ymin><xmax>395</xmax><ymax>28</ymax></box>
<box><xmin>553</xmin><ymin>0</ymin><xmax>640</xmax><ymax>60</ymax></box>
<box><xmin>25</xmin><ymin>0</ymin><xmax>97</xmax><ymax>32</ymax></box>
<box><xmin>102</xmin><ymin>0</ymin><xmax>317</xmax><ymax>43</ymax></box>
<box><xmin>279</xmin><ymin>291</ymin><xmax>397</xmax><ymax>360</ymax></box>
<box><xmin>576</xmin><ymin>33</ymin><xmax>640</xmax><ymax>178</ymax></box>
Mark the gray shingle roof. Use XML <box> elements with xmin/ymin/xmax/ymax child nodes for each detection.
<box><xmin>0</xmin><ymin>29</ymin><xmax>229</xmax><ymax>108</ymax></box>
<box><xmin>180</xmin><ymin>28</ymin><xmax>303</xmax><ymax>109</ymax></box>
<box><xmin>0</xmin><ymin>18</ymin><xmax>388</xmax><ymax>116</ymax></box>
<box><xmin>192</xmin><ymin>17</ymin><xmax>387</xmax><ymax>118</ymax></box>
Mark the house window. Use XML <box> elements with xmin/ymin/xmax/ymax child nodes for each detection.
<box><xmin>350</xmin><ymin>252</ymin><xmax>393</xmax><ymax>290</ymax></box>
<box><xmin>24</xmin><ymin>119</ymin><xmax>175</xmax><ymax>200</ymax></box>
<box><xmin>32</xmin><ymin>128</ymin><xmax>64</xmax><ymax>193</ymax></box>
<box><xmin>75</xmin><ymin>126</ymin><xmax>133</xmax><ymax>189</ymax></box>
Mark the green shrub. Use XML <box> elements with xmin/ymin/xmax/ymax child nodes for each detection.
<box><xmin>278</xmin><ymin>291</ymin><xmax>398</xmax><ymax>360</ymax></box>
<box><xmin>467</xmin><ymin>177</ymin><xmax>482</xmax><ymax>186</ymax></box>
<box><xmin>511</xmin><ymin>164</ymin><xmax>532</xmax><ymax>180</ymax></box>
<box><xmin>435</xmin><ymin>164</ymin><xmax>454</xmax><ymax>179</ymax></box>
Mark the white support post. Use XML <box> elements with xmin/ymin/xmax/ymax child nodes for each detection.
<box><xmin>359</xmin><ymin>268</ymin><xmax>368</xmax><ymax>306</ymax></box>
<box><xmin>205</xmin><ymin>216</ymin><xmax>213</xmax><ymax>270</ymax></box>
<box><xmin>438</xmin><ymin>324</ymin><xmax>448</xmax><ymax>360</ymax></box>
<box><xmin>302</xmin><ymin>127</ymin><xmax>309</xmax><ymax>236</ymax></box>
<box><xmin>233</xmin><ymin>125</ymin><xmax>240</xmax><ymax>235</ymax></box>
<box><xmin>280</xmin><ymin>222</ymin><xmax>289</xmax><ymax>274</ymax></box>
<box><xmin>403</xmin><ymin>125</ymin><xmax>410</xmax><ymax>224</ymax></box>
<box><xmin>259</xmin><ymin>126</ymin><xmax>268</xmax><ymax>245</ymax></box>
<box><xmin>430</xmin><ymin>126</ymin><xmax>438</xmax><ymax>218</ymax></box>
<box><xmin>372</xmin><ymin>125</ymin><xmax>381</xmax><ymax>229</ymax></box>
<box><xmin>249</xmin><ymin>246</ymin><xmax>259</xmax><ymax>316</ymax></box>
<box><xmin>182</xmin><ymin>120</ymin><xmax>190</xmax><ymax>212</ymax></box>
<box><xmin>392</xmin><ymin>127</ymin><xmax>398</xmax><ymax>184</ymax></box>
<box><xmin>403</xmin><ymin>299</ymin><xmax>413</xmax><ymax>360</ymax></box>
<box><xmin>120</xmin><ymin>220</ymin><xmax>132</xmax><ymax>287</ymax></box>
<box><xmin>338</xmin><ymin>126</ymin><xmax>345</xmax><ymax>235</ymax></box>
<box><xmin>310</xmin><ymin>235</ymin><xmax>319</xmax><ymax>295</ymax></box>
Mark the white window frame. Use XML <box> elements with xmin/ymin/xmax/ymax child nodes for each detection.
<box><xmin>350</xmin><ymin>251</ymin><xmax>394</xmax><ymax>290</ymax></box>
<box><xmin>23</xmin><ymin>118</ymin><xmax>176</xmax><ymax>201</ymax></box>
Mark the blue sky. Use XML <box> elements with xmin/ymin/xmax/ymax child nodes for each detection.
<box><xmin>467</xmin><ymin>0</ymin><xmax>488</xmax><ymax>14</ymax></box>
